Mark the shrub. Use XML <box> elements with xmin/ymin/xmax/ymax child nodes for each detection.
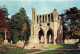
<box><xmin>12</xmin><ymin>30</ymin><xmax>19</xmax><ymax>43</ymax></box>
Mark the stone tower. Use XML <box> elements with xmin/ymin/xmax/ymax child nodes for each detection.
<box><xmin>24</xmin><ymin>8</ymin><xmax>63</xmax><ymax>49</ymax></box>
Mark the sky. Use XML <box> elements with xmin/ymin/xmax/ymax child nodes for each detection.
<box><xmin>0</xmin><ymin>0</ymin><xmax>80</xmax><ymax>20</ymax></box>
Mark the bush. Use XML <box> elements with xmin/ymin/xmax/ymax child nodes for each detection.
<box><xmin>12</xmin><ymin>30</ymin><xmax>19</xmax><ymax>43</ymax></box>
<box><xmin>23</xmin><ymin>32</ymin><xmax>27</xmax><ymax>41</ymax></box>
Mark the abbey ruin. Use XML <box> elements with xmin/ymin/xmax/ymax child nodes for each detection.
<box><xmin>24</xmin><ymin>8</ymin><xmax>63</xmax><ymax>49</ymax></box>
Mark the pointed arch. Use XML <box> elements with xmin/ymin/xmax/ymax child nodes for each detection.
<box><xmin>47</xmin><ymin>28</ymin><xmax>54</xmax><ymax>44</ymax></box>
<box><xmin>38</xmin><ymin>28</ymin><xmax>44</xmax><ymax>44</ymax></box>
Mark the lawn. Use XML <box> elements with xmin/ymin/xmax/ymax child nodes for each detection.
<box><xmin>0</xmin><ymin>48</ymin><xmax>39</xmax><ymax>54</ymax></box>
<box><xmin>42</xmin><ymin>44</ymin><xmax>77</xmax><ymax>49</ymax></box>
<box><xmin>37</xmin><ymin>50</ymin><xmax>80</xmax><ymax>54</ymax></box>
<box><xmin>38</xmin><ymin>44</ymin><xmax>78</xmax><ymax>54</ymax></box>
<box><xmin>0</xmin><ymin>44</ymin><xmax>77</xmax><ymax>54</ymax></box>
<box><xmin>0</xmin><ymin>44</ymin><xmax>40</xmax><ymax>54</ymax></box>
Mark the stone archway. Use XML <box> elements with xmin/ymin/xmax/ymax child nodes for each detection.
<box><xmin>38</xmin><ymin>29</ymin><xmax>44</xmax><ymax>44</ymax></box>
<box><xmin>47</xmin><ymin>28</ymin><xmax>54</xmax><ymax>44</ymax></box>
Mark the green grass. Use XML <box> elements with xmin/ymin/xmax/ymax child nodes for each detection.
<box><xmin>0</xmin><ymin>48</ymin><xmax>39</xmax><ymax>54</ymax></box>
<box><xmin>42</xmin><ymin>44</ymin><xmax>76</xmax><ymax>49</ymax></box>
<box><xmin>39</xmin><ymin>44</ymin><xmax>78</xmax><ymax>54</ymax></box>
<box><xmin>0</xmin><ymin>44</ymin><xmax>77</xmax><ymax>54</ymax></box>
<box><xmin>37</xmin><ymin>50</ymin><xmax>80</xmax><ymax>54</ymax></box>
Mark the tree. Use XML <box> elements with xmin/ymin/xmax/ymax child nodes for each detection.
<box><xmin>72</xmin><ymin>27</ymin><xmax>80</xmax><ymax>42</ymax></box>
<box><xmin>9</xmin><ymin>7</ymin><xmax>30</xmax><ymax>40</ymax></box>
<box><xmin>12</xmin><ymin>30</ymin><xmax>19</xmax><ymax>43</ymax></box>
<box><xmin>21</xmin><ymin>22</ymin><xmax>28</xmax><ymax>36</ymax></box>
<box><xmin>61</xmin><ymin>7</ymin><xmax>80</xmax><ymax>41</ymax></box>
<box><xmin>0</xmin><ymin>34</ymin><xmax>3</xmax><ymax>42</ymax></box>
<box><xmin>19</xmin><ymin>7</ymin><xmax>26</xmax><ymax>15</ymax></box>
<box><xmin>60</xmin><ymin>14</ymin><xmax>68</xmax><ymax>40</ymax></box>
<box><xmin>0</xmin><ymin>8</ymin><xmax>10</xmax><ymax>40</ymax></box>
<box><xmin>23</xmin><ymin>32</ymin><xmax>27</xmax><ymax>41</ymax></box>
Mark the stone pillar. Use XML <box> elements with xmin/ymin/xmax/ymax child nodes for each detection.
<box><xmin>31</xmin><ymin>26</ymin><xmax>34</xmax><ymax>36</ymax></box>
<box><xmin>34</xmin><ymin>34</ymin><xmax>39</xmax><ymax>44</ymax></box>
<box><xmin>40</xmin><ymin>16</ymin><xmax>42</xmax><ymax>23</ymax></box>
<box><xmin>35</xmin><ymin>15</ymin><xmax>37</xmax><ymax>23</ymax></box>
<box><xmin>49</xmin><ymin>35</ymin><xmax>51</xmax><ymax>44</ymax></box>
<box><xmin>4</xmin><ymin>29</ymin><xmax>8</xmax><ymax>44</ymax></box>
<box><xmin>32</xmin><ymin>8</ymin><xmax>36</xmax><ymax>22</ymax></box>
<box><xmin>44</xmin><ymin>31</ymin><xmax>47</xmax><ymax>44</ymax></box>
<box><xmin>41</xmin><ymin>15</ymin><xmax>43</xmax><ymax>23</ymax></box>
<box><xmin>50</xmin><ymin>14</ymin><xmax>51</xmax><ymax>22</ymax></box>
<box><xmin>47</xmin><ymin>14</ymin><xmax>48</xmax><ymax>23</ymax></box>
<box><xmin>41</xmin><ymin>16</ymin><xmax>42</xmax><ymax>23</ymax></box>
<box><xmin>54</xmin><ymin>22</ymin><xmax>58</xmax><ymax>45</ymax></box>
<box><xmin>38</xmin><ymin>16</ymin><xmax>40</xmax><ymax>23</ymax></box>
<box><xmin>31</xmin><ymin>26</ymin><xmax>33</xmax><ymax>36</ymax></box>
<box><xmin>61</xmin><ymin>25</ymin><xmax>63</xmax><ymax>44</ymax></box>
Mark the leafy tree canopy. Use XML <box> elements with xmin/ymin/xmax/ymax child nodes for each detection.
<box><xmin>10</xmin><ymin>7</ymin><xmax>30</xmax><ymax>35</ymax></box>
<box><xmin>61</xmin><ymin>7</ymin><xmax>80</xmax><ymax>40</ymax></box>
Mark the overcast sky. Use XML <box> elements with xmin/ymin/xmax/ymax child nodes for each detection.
<box><xmin>0</xmin><ymin>0</ymin><xmax>80</xmax><ymax>20</ymax></box>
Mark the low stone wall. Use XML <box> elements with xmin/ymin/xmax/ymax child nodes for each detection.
<box><xmin>64</xmin><ymin>39</ymin><xmax>79</xmax><ymax>44</ymax></box>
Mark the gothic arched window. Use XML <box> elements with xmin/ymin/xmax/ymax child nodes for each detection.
<box><xmin>45</xmin><ymin>15</ymin><xmax>47</xmax><ymax>23</ymax></box>
<box><xmin>51</xmin><ymin>13</ymin><xmax>53</xmax><ymax>22</ymax></box>
<box><xmin>48</xmin><ymin>15</ymin><xmax>50</xmax><ymax>22</ymax></box>
<box><xmin>43</xmin><ymin>15</ymin><xmax>44</xmax><ymax>23</ymax></box>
